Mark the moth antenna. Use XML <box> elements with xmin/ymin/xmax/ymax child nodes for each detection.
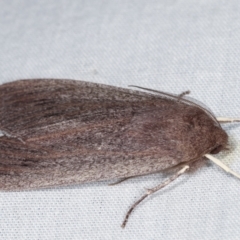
<box><xmin>217</xmin><ymin>117</ymin><xmax>240</xmax><ymax>123</ymax></box>
<box><xmin>109</xmin><ymin>177</ymin><xmax>134</xmax><ymax>186</ymax></box>
<box><xmin>121</xmin><ymin>165</ymin><xmax>189</xmax><ymax>228</ymax></box>
<box><xmin>205</xmin><ymin>154</ymin><xmax>240</xmax><ymax>179</ymax></box>
<box><xmin>177</xmin><ymin>90</ymin><xmax>190</xmax><ymax>102</ymax></box>
<box><xmin>129</xmin><ymin>85</ymin><xmax>220</xmax><ymax>126</ymax></box>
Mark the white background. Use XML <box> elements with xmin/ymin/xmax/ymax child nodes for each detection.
<box><xmin>1</xmin><ymin>1</ymin><xmax>240</xmax><ymax>239</ymax></box>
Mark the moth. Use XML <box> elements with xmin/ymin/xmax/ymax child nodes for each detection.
<box><xmin>0</xmin><ymin>79</ymin><xmax>239</xmax><ymax>227</ymax></box>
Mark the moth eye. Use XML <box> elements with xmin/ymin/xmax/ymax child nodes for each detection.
<box><xmin>210</xmin><ymin>145</ymin><xmax>223</xmax><ymax>154</ymax></box>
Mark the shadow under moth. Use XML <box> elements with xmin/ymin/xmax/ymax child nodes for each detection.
<box><xmin>0</xmin><ymin>79</ymin><xmax>239</xmax><ymax>228</ymax></box>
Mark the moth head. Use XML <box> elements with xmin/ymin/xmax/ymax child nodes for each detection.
<box><xmin>209</xmin><ymin>125</ymin><xmax>228</xmax><ymax>155</ymax></box>
<box><xmin>210</xmin><ymin>144</ymin><xmax>224</xmax><ymax>154</ymax></box>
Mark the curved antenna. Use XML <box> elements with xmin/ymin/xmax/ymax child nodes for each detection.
<box><xmin>129</xmin><ymin>85</ymin><xmax>220</xmax><ymax>127</ymax></box>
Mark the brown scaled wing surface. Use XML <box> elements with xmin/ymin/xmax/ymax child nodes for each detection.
<box><xmin>0</xmin><ymin>79</ymin><xmax>225</xmax><ymax>190</ymax></box>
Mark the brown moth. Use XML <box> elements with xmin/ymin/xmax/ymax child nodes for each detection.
<box><xmin>0</xmin><ymin>79</ymin><xmax>239</xmax><ymax>227</ymax></box>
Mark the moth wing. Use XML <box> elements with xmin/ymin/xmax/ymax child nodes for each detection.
<box><xmin>0</xmin><ymin>133</ymin><xmax>181</xmax><ymax>190</ymax></box>
<box><xmin>0</xmin><ymin>79</ymin><xmax>159</xmax><ymax>139</ymax></box>
<box><xmin>0</xmin><ymin>79</ymin><xmax>220</xmax><ymax>190</ymax></box>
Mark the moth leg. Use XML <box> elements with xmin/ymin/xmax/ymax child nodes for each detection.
<box><xmin>109</xmin><ymin>177</ymin><xmax>134</xmax><ymax>186</ymax></box>
<box><xmin>216</xmin><ymin>117</ymin><xmax>240</xmax><ymax>123</ymax></box>
<box><xmin>121</xmin><ymin>165</ymin><xmax>189</xmax><ymax>228</ymax></box>
<box><xmin>205</xmin><ymin>154</ymin><xmax>240</xmax><ymax>179</ymax></box>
